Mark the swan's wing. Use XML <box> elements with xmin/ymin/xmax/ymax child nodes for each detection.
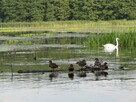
<box><xmin>103</xmin><ymin>44</ymin><xmax>110</xmax><ymax>47</ymax></box>
<box><xmin>103</xmin><ymin>44</ymin><xmax>116</xmax><ymax>50</ymax></box>
<box><xmin>103</xmin><ymin>44</ymin><xmax>115</xmax><ymax>47</ymax></box>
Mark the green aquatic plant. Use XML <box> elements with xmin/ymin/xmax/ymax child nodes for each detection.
<box><xmin>86</xmin><ymin>31</ymin><xmax>136</xmax><ymax>47</ymax></box>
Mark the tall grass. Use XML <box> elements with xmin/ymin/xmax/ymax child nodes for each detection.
<box><xmin>86</xmin><ymin>31</ymin><xmax>136</xmax><ymax>47</ymax></box>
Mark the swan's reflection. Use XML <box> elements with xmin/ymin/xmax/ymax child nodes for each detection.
<box><xmin>104</xmin><ymin>47</ymin><xmax>119</xmax><ymax>57</ymax></box>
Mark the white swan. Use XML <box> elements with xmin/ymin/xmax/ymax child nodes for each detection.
<box><xmin>103</xmin><ymin>38</ymin><xmax>119</xmax><ymax>50</ymax></box>
<box><xmin>104</xmin><ymin>47</ymin><xmax>119</xmax><ymax>56</ymax></box>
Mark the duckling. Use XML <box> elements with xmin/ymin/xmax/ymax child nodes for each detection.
<box><xmin>49</xmin><ymin>60</ymin><xmax>58</xmax><ymax>72</ymax></box>
<box><xmin>68</xmin><ymin>64</ymin><xmax>74</xmax><ymax>72</ymax></box>
<box><xmin>76</xmin><ymin>60</ymin><xmax>86</xmax><ymax>67</ymax></box>
<box><xmin>100</xmin><ymin>62</ymin><xmax>108</xmax><ymax>70</ymax></box>
<box><xmin>94</xmin><ymin>58</ymin><xmax>101</xmax><ymax>66</ymax></box>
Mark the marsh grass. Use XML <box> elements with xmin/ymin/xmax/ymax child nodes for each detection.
<box><xmin>86</xmin><ymin>31</ymin><xmax>136</xmax><ymax>47</ymax></box>
<box><xmin>0</xmin><ymin>20</ymin><xmax>136</xmax><ymax>47</ymax></box>
<box><xmin>0</xmin><ymin>20</ymin><xmax>136</xmax><ymax>28</ymax></box>
<box><xmin>0</xmin><ymin>20</ymin><xmax>135</xmax><ymax>33</ymax></box>
<box><xmin>0</xmin><ymin>21</ymin><xmax>87</xmax><ymax>28</ymax></box>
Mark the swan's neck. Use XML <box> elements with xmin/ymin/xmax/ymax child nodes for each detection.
<box><xmin>116</xmin><ymin>47</ymin><xmax>119</xmax><ymax>57</ymax></box>
<box><xmin>116</xmin><ymin>39</ymin><xmax>119</xmax><ymax>48</ymax></box>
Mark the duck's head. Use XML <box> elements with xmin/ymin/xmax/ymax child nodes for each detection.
<box><xmin>104</xmin><ymin>62</ymin><xmax>107</xmax><ymax>65</ymax></box>
<box><xmin>95</xmin><ymin>58</ymin><xmax>99</xmax><ymax>61</ymax></box>
<box><xmin>49</xmin><ymin>60</ymin><xmax>52</xmax><ymax>63</ymax></box>
<box><xmin>70</xmin><ymin>64</ymin><xmax>73</xmax><ymax>67</ymax></box>
<box><xmin>82</xmin><ymin>60</ymin><xmax>86</xmax><ymax>62</ymax></box>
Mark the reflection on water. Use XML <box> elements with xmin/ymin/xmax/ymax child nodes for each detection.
<box><xmin>68</xmin><ymin>73</ymin><xmax>74</xmax><ymax>80</ymax></box>
<box><xmin>49</xmin><ymin>72</ymin><xmax>59</xmax><ymax>81</ymax></box>
<box><xmin>104</xmin><ymin>47</ymin><xmax>119</xmax><ymax>57</ymax></box>
<box><xmin>0</xmin><ymin>32</ymin><xmax>136</xmax><ymax>102</ymax></box>
<box><xmin>1</xmin><ymin>70</ymin><xmax>136</xmax><ymax>102</ymax></box>
<box><xmin>104</xmin><ymin>48</ymin><xmax>119</xmax><ymax>57</ymax></box>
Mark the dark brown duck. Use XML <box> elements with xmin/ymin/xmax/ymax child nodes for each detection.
<box><xmin>94</xmin><ymin>58</ymin><xmax>101</xmax><ymax>66</ymax></box>
<box><xmin>76</xmin><ymin>60</ymin><xmax>86</xmax><ymax>67</ymax></box>
<box><xmin>100</xmin><ymin>62</ymin><xmax>108</xmax><ymax>70</ymax></box>
<box><xmin>68</xmin><ymin>64</ymin><xmax>74</xmax><ymax>71</ymax></box>
<box><xmin>49</xmin><ymin>60</ymin><xmax>58</xmax><ymax>71</ymax></box>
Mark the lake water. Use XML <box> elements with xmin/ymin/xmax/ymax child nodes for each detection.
<box><xmin>0</xmin><ymin>32</ymin><xmax>136</xmax><ymax>102</ymax></box>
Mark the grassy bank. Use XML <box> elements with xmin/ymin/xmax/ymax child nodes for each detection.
<box><xmin>0</xmin><ymin>20</ymin><xmax>136</xmax><ymax>33</ymax></box>
<box><xmin>0</xmin><ymin>20</ymin><xmax>136</xmax><ymax>27</ymax></box>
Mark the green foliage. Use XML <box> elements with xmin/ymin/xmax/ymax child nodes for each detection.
<box><xmin>86</xmin><ymin>31</ymin><xmax>136</xmax><ymax>47</ymax></box>
<box><xmin>0</xmin><ymin>0</ymin><xmax>136</xmax><ymax>22</ymax></box>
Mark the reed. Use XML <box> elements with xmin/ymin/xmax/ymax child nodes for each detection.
<box><xmin>86</xmin><ymin>31</ymin><xmax>136</xmax><ymax>47</ymax></box>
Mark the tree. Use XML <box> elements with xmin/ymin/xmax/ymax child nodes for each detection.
<box><xmin>44</xmin><ymin>0</ymin><xmax>56</xmax><ymax>21</ymax></box>
<box><xmin>54</xmin><ymin>0</ymin><xmax>70</xmax><ymax>21</ymax></box>
<box><xmin>0</xmin><ymin>0</ymin><xmax>136</xmax><ymax>22</ymax></box>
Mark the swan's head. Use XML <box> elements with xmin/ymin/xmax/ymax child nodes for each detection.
<box><xmin>116</xmin><ymin>38</ymin><xmax>119</xmax><ymax>40</ymax></box>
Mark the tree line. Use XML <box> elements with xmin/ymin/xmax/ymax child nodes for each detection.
<box><xmin>0</xmin><ymin>0</ymin><xmax>136</xmax><ymax>22</ymax></box>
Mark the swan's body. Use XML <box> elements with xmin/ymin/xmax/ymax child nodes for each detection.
<box><xmin>103</xmin><ymin>38</ymin><xmax>119</xmax><ymax>50</ymax></box>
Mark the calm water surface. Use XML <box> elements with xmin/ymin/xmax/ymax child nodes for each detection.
<box><xmin>0</xmin><ymin>32</ymin><xmax>136</xmax><ymax>102</ymax></box>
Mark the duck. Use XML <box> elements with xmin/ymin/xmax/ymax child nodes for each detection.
<box><xmin>103</xmin><ymin>38</ymin><xmax>119</xmax><ymax>50</ymax></box>
<box><xmin>79</xmin><ymin>65</ymin><xmax>91</xmax><ymax>71</ymax></box>
<box><xmin>76</xmin><ymin>60</ymin><xmax>86</xmax><ymax>67</ymax></box>
<box><xmin>49</xmin><ymin>60</ymin><xmax>58</xmax><ymax>72</ymax></box>
<box><xmin>100</xmin><ymin>62</ymin><xmax>108</xmax><ymax>70</ymax></box>
<box><xmin>118</xmin><ymin>66</ymin><xmax>125</xmax><ymax>70</ymax></box>
<box><xmin>68</xmin><ymin>64</ymin><xmax>74</xmax><ymax>72</ymax></box>
<box><xmin>94</xmin><ymin>58</ymin><xmax>101</xmax><ymax>66</ymax></box>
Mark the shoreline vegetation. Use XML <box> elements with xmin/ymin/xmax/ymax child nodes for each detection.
<box><xmin>0</xmin><ymin>20</ymin><xmax>136</xmax><ymax>32</ymax></box>
<box><xmin>0</xmin><ymin>20</ymin><xmax>136</xmax><ymax>47</ymax></box>
<box><xmin>0</xmin><ymin>20</ymin><xmax>136</xmax><ymax>27</ymax></box>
